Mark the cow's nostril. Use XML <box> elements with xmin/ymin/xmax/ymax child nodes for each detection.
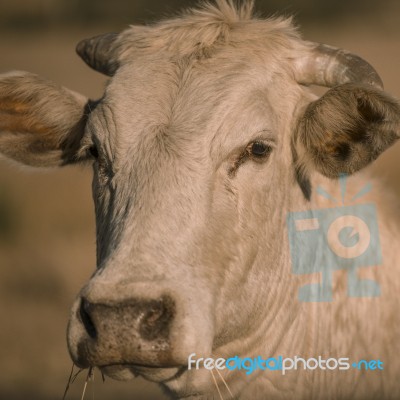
<box><xmin>79</xmin><ymin>298</ymin><xmax>97</xmax><ymax>339</ymax></box>
<box><xmin>139</xmin><ymin>296</ymin><xmax>175</xmax><ymax>341</ymax></box>
<box><xmin>143</xmin><ymin>306</ymin><xmax>164</xmax><ymax>327</ymax></box>
<box><xmin>76</xmin><ymin>295</ymin><xmax>175</xmax><ymax>348</ymax></box>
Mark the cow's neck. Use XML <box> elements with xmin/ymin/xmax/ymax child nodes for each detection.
<box><xmin>231</xmin><ymin>172</ymin><xmax>400</xmax><ymax>398</ymax></box>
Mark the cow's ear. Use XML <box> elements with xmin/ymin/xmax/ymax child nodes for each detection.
<box><xmin>0</xmin><ymin>71</ymin><xmax>91</xmax><ymax>167</ymax></box>
<box><xmin>295</xmin><ymin>83</ymin><xmax>400</xmax><ymax>179</ymax></box>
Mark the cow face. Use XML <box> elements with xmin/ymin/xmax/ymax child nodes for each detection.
<box><xmin>68</xmin><ymin>50</ymin><xmax>300</xmax><ymax>381</ymax></box>
<box><xmin>0</xmin><ymin>1</ymin><xmax>399</xmax><ymax>395</ymax></box>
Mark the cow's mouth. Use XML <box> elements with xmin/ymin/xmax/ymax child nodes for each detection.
<box><xmin>100</xmin><ymin>363</ymin><xmax>183</xmax><ymax>383</ymax></box>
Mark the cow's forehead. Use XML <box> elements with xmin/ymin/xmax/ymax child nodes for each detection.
<box><xmin>97</xmin><ymin>50</ymin><xmax>294</xmax><ymax>155</ymax></box>
<box><xmin>87</xmin><ymin>14</ymin><xmax>306</xmax><ymax>167</ymax></box>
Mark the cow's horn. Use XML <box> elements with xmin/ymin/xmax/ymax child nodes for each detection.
<box><xmin>76</xmin><ymin>33</ymin><xmax>120</xmax><ymax>76</ymax></box>
<box><xmin>294</xmin><ymin>42</ymin><xmax>383</xmax><ymax>89</ymax></box>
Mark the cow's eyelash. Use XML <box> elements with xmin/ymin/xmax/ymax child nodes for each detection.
<box><xmin>228</xmin><ymin>139</ymin><xmax>274</xmax><ymax>176</ymax></box>
<box><xmin>246</xmin><ymin>141</ymin><xmax>273</xmax><ymax>159</ymax></box>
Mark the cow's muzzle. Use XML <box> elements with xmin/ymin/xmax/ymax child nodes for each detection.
<box><xmin>68</xmin><ymin>293</ymin><xmax>180</xmax><ymax>371</ymax></box>
<box><xmin>67</xmin><ymin>275</ymin><xmax>215</xmax><ymax>382</ymax></box>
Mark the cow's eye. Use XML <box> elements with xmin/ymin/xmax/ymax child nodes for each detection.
<box><xmin>88</xmin><ymin>145</ymin><xmax>99</xmax><ymax>159</ymax></box>
<box><xmin>248</xmin><ymin>141</ymin><xmax>272</xmax><ymax>158</ymax></box>
<box><xmin>229</xmin><ymin>140</ymin><xmax>273</xmax><ymax>176</ymax></box>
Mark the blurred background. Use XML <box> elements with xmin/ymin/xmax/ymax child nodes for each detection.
<box><xmin>0</xmin><ymin>0</ymin><xmax>399</xmax><ymax>399</ymax></box>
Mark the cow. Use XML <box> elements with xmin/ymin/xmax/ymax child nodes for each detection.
<box><xmin>0</xmin><ymin>1</ymin><xmax>399</xmax><ymax>399</ymax></box>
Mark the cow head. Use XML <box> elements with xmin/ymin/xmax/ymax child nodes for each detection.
<box><xmin>0</xmin><ymin>1</ymin><xmax>399</xmax><ymax>396</ymax></box>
